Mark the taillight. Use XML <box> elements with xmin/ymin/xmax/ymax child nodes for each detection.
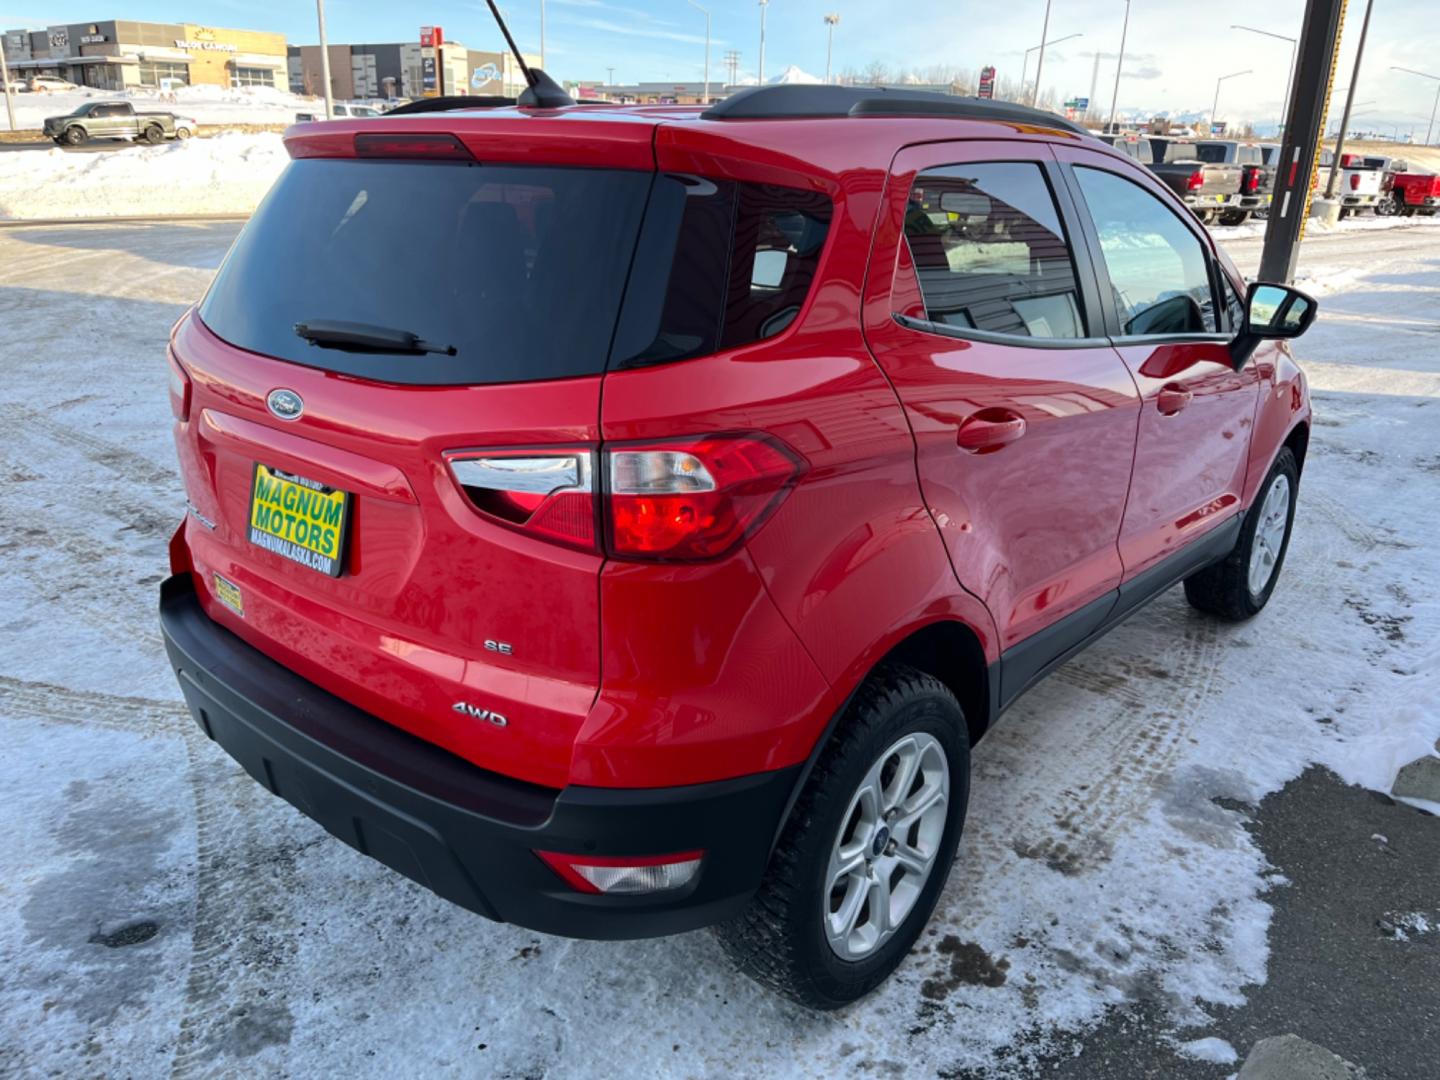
<box><xmin>354</xmin><ymin>132</ymin><xmax>474</xmax><ymax>160</ymax></box>
<box><xmin>606</xmin><ymin>435</ymin><xmax>803</xmax><ymax>561</ymax></box>
<box><xmin>1341</xmin><ymin>153</ymin><xmax>1357</xmax><ymax>167</ymax></box>
<box><xmin>535</xmin><ymin>850</ymin><xmax>704</xmax><ymax>895</ymax></box>
<box><xmin>1186</xmin><ymin>169</ymin><xmax>1204</xmax><ymax>192</ymax></box>
<box><xmin>448</xmin><ymin>451</ymin><xmax>596</xmax><ymax>550</ymax></box>
<box><xmin>1244</xmin><ymin>168</ymin><xmax>1261</xmax><ymax>193</ymax></box>
<box><xmin>1350</xmin><ymin>172</ymin><xmax>1361</xmax><ymax>191</ymax></box>
<box><xmin>167</xmin><ymin>350</ymin><xmax>191</xmax><ymax>421</ymax></box>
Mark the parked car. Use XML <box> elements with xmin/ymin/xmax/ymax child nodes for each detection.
<box><xmin>42</xmin><ymin>101</ymin><xmax>190</xmax><ymax>146</ymax></box>
<box><xmin>1145</xmin><ymin>137</ymin><xmax>1245</xmax><ymax>223</ymax></box>
<box><xmin>1190</xmin><ymin>141</ymin><xmax>1275</xmax><ymax>224</ymax></box>
<box><xmin>1319</xmin><ymin>151</ymin><xmax>1386</xmax><ymax>216</ymax></box>
<box><xmin>4</xmin><ymin>78</ymin><xmax>27</xmax><ymax>93</ymax></box>
<box><xmin>27</xmin><ymin>75</ymin><xmax>77</xmax><ymax>92</ymax></box>
<box><xmin>1391</xmin><ymin>170</ymin><xmax>1440</xmax><ymax>216</ymax></box>
<box><xmin>1095</xmin><ymin>132</ymin><xmax>1151</xmax><ymax>165</ymax></box>
<box><xmin>294</xmin><ymin>102</ymin><xmax>387</xmax><ymax>123</ymax></box>
<box><xmin>159</xmin><ymin>86</ymin><xmax>1315</xmax><ymax>1009</ymax></box>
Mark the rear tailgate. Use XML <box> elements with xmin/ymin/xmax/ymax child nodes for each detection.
<box><xmin>171</xmin><ymin>118</ymin><xmax>657</xmax><ymax>788</ymax></box>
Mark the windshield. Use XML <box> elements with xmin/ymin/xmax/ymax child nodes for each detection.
<box><xmin>199</xmin><ymin>159</ymin><xmax>652</xmax><ymax>385</ymax></box>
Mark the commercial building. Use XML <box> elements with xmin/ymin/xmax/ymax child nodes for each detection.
<box><xmin>287</xmin><ymin>42</ymin><xmax>534</xmax><ymax>101</ymax></box>
<box><xmin>2</xmin><ymin>20</ymin><xmax>287</xmax><ymax>91</ymax></box>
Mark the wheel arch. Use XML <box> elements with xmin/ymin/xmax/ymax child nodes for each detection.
<box><xmin>1283</xmin><ymin>417</ymin><xmax>1310</xmax><ymax>476</ymax></box>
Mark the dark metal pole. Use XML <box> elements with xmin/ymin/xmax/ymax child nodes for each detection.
<box><xmin>1032</xmin><ymin>0</ymin><xmax>1054</xmax><ymax>107</ymax></box>
<box><xmin>1325</xmin><ymin>0</ymin><xmax>1374</xmax><ymax>198</ymax></box>
<box><xmin>1258</xmin><ymin>0</ymin><xmax>1347</xmax><ymax>283</ymax></box>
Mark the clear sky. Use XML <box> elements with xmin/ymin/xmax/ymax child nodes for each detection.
<box><xmin>4</xmin><ymin>0</ymin><xmax>1437</xmax><ymax>130</ymax></box>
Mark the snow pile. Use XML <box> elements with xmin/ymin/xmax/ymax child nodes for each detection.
<box><xmin>0</xmin><ymin>132</ymin><xmax>287</xmax><ymax>219</ymax></box>
<box><xmin>1175</xmin><ymin>1037</ymin><xmax>1239</xmax><ymax>1064</ymax></box>
<box><xmin>7</xmin><ymin>85</ymin><xmax>318</xmax><ymax>131</ymax></box>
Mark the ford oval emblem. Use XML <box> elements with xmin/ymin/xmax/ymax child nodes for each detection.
<box><xmin>266</xmin><ymin>388</ymin><xmax>304</xmax><ymax>421</ymax></box>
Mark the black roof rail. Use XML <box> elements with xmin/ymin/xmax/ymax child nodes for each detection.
<box><xmin>384</xmin><ymin>95</ymin><xmax>515</xmax><ymax>116</ymax></box>
<box><xmin>701</xmin><ymin>84</ymin><xmax>1089</xmax><ymax>136</ymax></box>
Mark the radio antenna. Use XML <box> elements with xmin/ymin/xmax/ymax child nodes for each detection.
<box><xmin>482</xmin><ymin>0</ymin><xmax>574</xmax><ymax>107</ymax></box>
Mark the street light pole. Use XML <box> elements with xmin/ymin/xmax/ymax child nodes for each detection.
<box><xmin>758</xmin><ymin>0</ymin><xmax>769</xmax><ymax>86</ymax></box>
<box><xmin>1022</xmin><ymin>33</ymin><xmax>1082</xmax><ymax>107</ymax></box>
<box><xmin>1232</xmin><ymin>25</ymin><xmax>1297</xmax><ymax>134</ymax></box>
<box><xmin>687</xmin><ymin>0</ymin><xmax>710</xmax><ymax>103</ymax></box>
<box><xmin>1107</xmin><ymin>0</ymin><xmax>1131</xmax><ymax>132</ymax></box>
<box><xmin>540</xmin><ymin>0</ymin><xmax>546</xmax><ymax>69</ymax></box>
<box><xmin>315</xmin><ymin>0</ymin><xmax>334</xmax><ymax>120</ymax></box>
<box><xmin>1326</xmin><ymin>0</ymin><xmax>1375</xmax><ymax>197</ymax></box>
<box><xmin>1032</xmin><ymin>0</ymin><xmax>1054</xmax><ymax>107</ymax></box>
<box><xmin>0</xmin><ymin>32</ymin><xmax>16</xmax><ymax>132</ymax></box>
<box><xmin>1212</xmin><ymin>69</ymin><xmax>1251</xmax><ymax>128</ymax></box>
<box><xmin>824</xmin><ymin>14</ymin><xmax>840</xmax><ymax>85</ymax></box>
<box><xmin>1391</xmin><ymin>66</ymin><xmax>1440</xmax><ymax>147</ymax></box>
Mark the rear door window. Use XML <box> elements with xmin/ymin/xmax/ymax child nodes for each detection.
<box><xmin>199</xmin><ymin>159</ymin><xmax>652</xmax><ymax>385</ymax></box>
<box><xmin>902</xmin><ymin>161</ymin><xmax>1086</xmax><ymax>340</ymax></box>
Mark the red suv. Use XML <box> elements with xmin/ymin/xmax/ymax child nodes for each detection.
<box><xmin>160</xmin><ymin>86</ymin><xmax>1315</xmax><ymax>1008</ymax></box>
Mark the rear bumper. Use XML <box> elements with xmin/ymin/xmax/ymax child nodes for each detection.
<box><xmin>159</xmin><ymin>573</ymin><xmax>798</xmax><ymax>940</ymax></box>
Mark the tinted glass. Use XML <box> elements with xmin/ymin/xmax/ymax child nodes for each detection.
<box><xmin>1074</xmin><ymin>167</ymin><xmax>1218</xmax><ymax>336</ymax></box>
<box><xmin>903</xmin><ymin>162</ymin><xmax>1085</xmax><ymax>340</ymax></box>
<box><xmin>616</xmin><ymin>177</ymin><xmax>832</xmax><ymax>366</ymax></box>
<box><xmin>1194</xmin><ymin>144</ymin><xmax>1229</xmax><ymax>163</ymax></box>
<box><xmin>200</xmin><ymin>159</ymin><xmax>651</xmax><ymax>385</ymax></box>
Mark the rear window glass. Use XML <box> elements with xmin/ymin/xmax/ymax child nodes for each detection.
<box><xmin>1193</xmin><ymin>144</ymin><xmax>1229</xmax><ymax>163</ymax></box>
<box><xmin>199</xmin><ymin>159</ymin><xmax>652</xmax><ymax>385</ymax></box>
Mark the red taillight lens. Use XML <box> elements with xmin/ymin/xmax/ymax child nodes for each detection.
<box><xmin>1186</xmin><ymin>169</ymin><xmax>1204</xmax><ymax>192</ymax></box>
<box><xmin>1341</xmin><ymin>153</ymin><xmax>1357</xmax><ymax>167</ymax></box>
<box><xmin>535</xmin><ymin>850</ymin><xmax>704</xmax><ymax>895</ymax></box>
<box><xmin>1350</xmin><ymin>172</ymin><xmax>1362</xmax><ymax>191</ymax></box>
<box><xmin>1244</xmin><ymin>168</ymin><xmax>1261</xmax><ymax>193</ymax></box>
<box><xmin>447</xmin><ymin>451</ymin><xmax>596</xmax><ymax>550</ymax></box>
<box><xmin>354</xmin><ymin>133</ymin><xmax>474</xmax><ymax>160</ymax></box>
<box><xmin>167</xmin><ymin>350</ymin><xmax>191</xmax><ymax>421</ymax></box>
<box><xmin>606</xmin><ymin>435</ymin><xmax>803</xmax><ymax>561</ymax></box>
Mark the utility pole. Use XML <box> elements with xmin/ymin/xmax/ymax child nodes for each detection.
<box><xmin>1212</xmin><ymin>70</ymin><xmax>1251</xmax><ymax>129</ymax></box>
<box><xmin>687</xmin><ymin>0</ymin><xmax>710</xmax><ymax>103</ymax></box>
<box><xmin>758</xmin><ymin>0</ymin><xmax>769</xmax><ymax>85</ymax></box>
<box><xmin>824</xmin><ymin>14</ymin><xmax>840</xmax><ymax>85</ymax></box>
<box><xmin>315</xmin><ymin>0</ymin><xmax>334</xmax><ymax>120</ymax></box>
<box><xmin>1107</xmin><ymin>0</ymin><xmax>1130</xmax><ymax>133</ymax></box>
<box><xmin>1327</xmin><ymin>0</ymin><xmax>1374</xmax><ymax>196</ymax></box>
<box><xmin>1032</xmin><ymin>0</ymin><xmax>1054</xmax><ymax>107</ymax></box>
<box><xmin>0</xmin><ymin>32</ymin><xmax>16</xmax><ymax>133</ymax></box>
<box><xmin>540</xmin><ymin>0</ymin><xmax>546</xmax><ymax>69</ymax></box>
<box><xmin>1233</xmin><ymin>25</ymin><xmax>1297</xmax><ymax>134</ymax></box>
<box><xmin>1088</xmin><ymin>50</ymin><xmax>1102</xmax><ymax>123</ymax></box>
<box><xmin>724</xmin><ymin>49</ymin><xmax>740</xmax><ymax>88</ymax></box>
<box><xmin>1391</xmin><ymin>67</ymin><xmax>1440</xmax><ymax>147</ymax></box>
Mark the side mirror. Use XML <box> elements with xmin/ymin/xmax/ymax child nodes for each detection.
<box><xmin>1231</xmin><ymin>281</ymin><xmax>1318</xmax><ymax>369</ymax></box>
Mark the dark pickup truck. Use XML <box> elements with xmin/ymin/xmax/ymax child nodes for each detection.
<box><xmin>1189</xmin><ymin>140</ymin><xmax>1277</xmax><ymax>224</ymax></box>
<box><xmin>1144</xmin><ymin>137</ymin><xmax>1245</xmax><ymax>224</ymax></box>
<box><xmin>42</xmin><ymin>100</ymin><xmax>197</xmax><ymax>146</ymax></box>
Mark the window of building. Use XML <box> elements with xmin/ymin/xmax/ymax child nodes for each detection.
<box><xmin>902</xmin><ymin>161</ymin><xmax>1086</xmax><ymax>340</ymax></box>
<box><xmin>231</xmin><ymin>66</ymin><xmax>275</xmax><ymax>88</ymax></box>
<box><xmin>1073</xmin><ymin>166</ymin><xmax>1219</xmax><ymax>336</ymax></box>
<box><xmin>137</xmin><ymin>61</ymin><xmax>188</xmax><ymax>87</ymax></box>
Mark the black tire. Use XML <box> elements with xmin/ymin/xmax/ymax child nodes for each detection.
<box><xmin>63</xmin><ymin>125</ymin><xmax>86</xmax><ymax>146</ymax></box>
<box><xmin>714</xmin><ymin>663</ymin><xmax>970</xmax><ymax>1009</ymax></box>
<box><xmin>142</xmin><ymin>125</ymin><xmax>164</xmax><ymax>145</ymax></box>
<box><xmin>1195</xmin><ymin>208</ymin><xmax>1217</xmax><ymax>225</ymax></box>
<box><xmin>1185</xmin><ymin>447</ymin><xmax>1299</xmax><ymax>621</ymax></box>
<box><xmin>1218</xmin><ymin>209</ymin><xmax>1250</xmax><ymax>226</ymax></box>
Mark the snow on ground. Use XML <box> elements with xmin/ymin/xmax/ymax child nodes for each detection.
<box><xmin>0</xmin><ymin>133</ymin><xmax>288</xmax><ymax>219</ymax></box>
<box><xmin>5</xmin><ymin>84</ymin><xmax>318</xmax><ymax>131</ymax></box>
<box><xmin>0</xmin><ymin>219</ymin><xmax>1436</xmax><ymax>1077</ymax></box>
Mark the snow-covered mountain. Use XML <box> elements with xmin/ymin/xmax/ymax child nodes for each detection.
<box><xmin>766</xmin><ymin>65</ymin><xmax>821</xmax><ymax>85</ymax></box>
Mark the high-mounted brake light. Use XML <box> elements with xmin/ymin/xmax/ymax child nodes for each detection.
<box><xmin>167</xmin><ymin>350</ymin><xmax>191</xmax><ymax>422</ymax></box>
<box><xmin>448</xmin><ymin>451</ymin><xmax>596</xmax><ymax>549</ymax></box>
<box><xmin>535</xmin><ymin>850</ymin><xmax>704</xmax><ymax>895</ymax></box>
<box><xmin>606</xmin><ymin>435</ymin><xmax>803</xmax><ymax>561</ymax></box>
<box><xmin>354</xmin><ymin>133</ymin><xmax>474</xmax><ymax>161</ymax></box>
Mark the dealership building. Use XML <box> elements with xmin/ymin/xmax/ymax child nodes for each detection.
<box><xmin>287</xmin><ymin>42</ymin><xmax>534</xmax><ymax>101</ymax></box>
<box><xmin>2</xmin><ymin>20</ymin><xmax>288</xmax><ymax>90</ymax></box>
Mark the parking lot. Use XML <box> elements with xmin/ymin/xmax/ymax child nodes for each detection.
<box><xmin>0</xmin><ymin>218</ymin><xmax>1436</xmax><ymax>1077</ymax></box>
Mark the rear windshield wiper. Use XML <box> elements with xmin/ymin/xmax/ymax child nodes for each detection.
<box><xmin>294</xmin><ymin>320</ymin><xmax>456</xmax><ymax>356</ymax></box>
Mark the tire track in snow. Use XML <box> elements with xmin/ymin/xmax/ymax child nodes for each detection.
<box><xmin>0</xmin><ymin>672</ymin><xmax>185</xmax><ymax>735</ymax></box>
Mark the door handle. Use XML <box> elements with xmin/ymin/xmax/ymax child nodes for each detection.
<box><xmin>1157</xmin><ymin>383</ymin><xmax>1194</xmax><ymax>416</ymax></box>
<box><xmin>958</xmin><ymin>408</ymin><xmax>1027</xmax><ymax>453</ymax></box>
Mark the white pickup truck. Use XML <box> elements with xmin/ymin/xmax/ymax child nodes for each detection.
<box><xmin>1321</xmin><ymin>151</ymin><xmax>1385</xmax><ymax>216</ymax></box>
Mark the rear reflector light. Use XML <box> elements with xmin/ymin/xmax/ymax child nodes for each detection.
<box><xmin>354</xmin><ymin>133</ymin><xmax>474</xmax><ymax>160</ymax></box>
<box><xmin>536</xmin><ymin>850</ymin><xmax>704</xmax><ymax>895</ymax></box>
<box><xmin>167</xmin><ymin>350</ymin><xmax>191</xmax><ymax>421</ymax></box>
<box><xmin>1186</xmin><ymin>169</ymin><xmax>1204</xmax><ymax>192</ymax></box>
<box><xmin>607</xmin><ymin>435</ymin><xmax>803</xmax><ymax>561</ymax></box>
<box><xmin>448</xmin><ymin>452</ymin><xmax>595</xmax><ymax>549</ymax></box>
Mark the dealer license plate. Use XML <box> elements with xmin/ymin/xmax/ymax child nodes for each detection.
<box><xmin>248</xmin><ymin>464</ymin><xmax>350</xmax><ymax>577</ymax></box>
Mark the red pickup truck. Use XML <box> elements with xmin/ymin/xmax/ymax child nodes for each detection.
<box><xmin>1391</xmin><ymin>170</ymin><xmax>1440</xmax><ymax>216</ymax></box>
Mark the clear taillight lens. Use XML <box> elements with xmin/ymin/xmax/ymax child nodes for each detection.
<box><xmin>535</xmin><ymin>850</ymin><xmax>704</xmax><ymax>894</ymax></box>
<box><xmin>606</xmin><ymin>435</ymin><xmax>803</xmax><ymax>561</ymax></box>
<box><xmin>447</xmin><ymin>451</ymin><xmax>596</xmax><ymax>550</ymax></box>
<box><xmin>167</xmin><ymin>350</ymin><xmax>190</xmax><ymax>421</ymax></box>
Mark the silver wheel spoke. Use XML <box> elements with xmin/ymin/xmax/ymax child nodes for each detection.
<box><xmin>883</xmin><ymin>740</ymin><xmax>921</xmax><ymax>813</ymax></box>
<box><xmin>833</xmin><ymin>876</ymin><xmax>868</xmax><ymax>938</ymax></box>
<box><xmin>893</xmin><ymin>782</ymin><xmax>945</xmax><ymax>831</ymax></box>
<box><xmin>1248</xmin><ymin>473</ymin><xmax>1290</xmax><ymax>596</ymax></box>
<box><xmin>891</xmin><ymin>842</ymin><xmax>930</xmax><ymax>877</ymax></box>
<box><xmin>867</xmin><ymin>868</ymin><xmax>893</xmax><ymax>935</ymax></box>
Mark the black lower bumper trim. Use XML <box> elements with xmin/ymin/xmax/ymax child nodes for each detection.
<box><xmin>159</xmin><ymin>574</ymin><xmax>797</xmax><ymax>940</ymax></box>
